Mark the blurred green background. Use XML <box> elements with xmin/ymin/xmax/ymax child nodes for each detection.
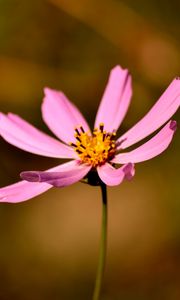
<box><xmin>0</xmin><ymin>0</ymin><xmax>180</xmax><ymax>299</ymax></box>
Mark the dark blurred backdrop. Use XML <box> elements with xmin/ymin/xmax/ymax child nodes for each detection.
<box><xmin>0</xmin><ymin>1</ymin><xmax>180</xmax><ymax>299</ymax></box>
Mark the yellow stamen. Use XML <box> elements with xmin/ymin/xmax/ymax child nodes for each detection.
<box><xmin>71</xmin><ymin>124</ymin><xmax>116</xmax><ymax>167</ymax></box>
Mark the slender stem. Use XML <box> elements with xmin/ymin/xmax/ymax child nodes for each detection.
<box><xmin>92</xmin><ymin>183</ymin><xmax>108</xmax><ymax>300</ymax></box>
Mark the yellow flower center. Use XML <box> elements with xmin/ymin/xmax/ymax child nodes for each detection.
<box><xmin>70</xmin><ymin>123</ymin><xmax>116</xmax><ymax>167</ymax></box>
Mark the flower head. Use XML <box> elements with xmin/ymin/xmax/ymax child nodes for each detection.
<box><xmin>0</xmin><ymin>66</ymin><xmax>179</xmax><ymax>202</ymax></box>
<box><xmin>70</xmin><ymin>123</ymin><xmax>117</xmax><ymax>167</ymax></box>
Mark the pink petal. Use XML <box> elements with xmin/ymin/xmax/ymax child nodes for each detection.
<box><xmin>0</xmin><ymin>113</ymin><xmax>77</xmax><ymax>159</ymax></box>
<box><xmin>0</xmin><ymin>181</ymin><xmax>52</xmax><ymax>203</ymax></box>
<box><xmin>112</xmin><ymin>120</ymin><xmax>177</xmax><ymax>164</ymax></box>
<box><xmin>117</xmin><ymin>78</ymin><xmax>180</xmax><ymax>149</ymax></box>
<box><xmin>0</xmin><ymin>163</ymin><xmax>71</xmax><ymax>203</ymax></box>
<box><xmin>97</xmin><ymin>163</ymin><xmax>135</xmax><ymax>186</ymax></box>
<box><xmin>94</xmin><ymin>65</ymin><xmax>132</xmax><ymax>132</ymax></box>
<box><xmin>42</xmin><ymin>88</ymin><xmax>91</xmax><ymax>144</ymax></box>
<box><xmin>21</xmin><ymin>160</ymin><xmax>91</xmax><ymax>188</ymax></box>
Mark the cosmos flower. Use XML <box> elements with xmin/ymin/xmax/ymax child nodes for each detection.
<box><xmin>0</xmin><ymin>66</ymin><xmax>179</xmax><ymax>203</ymax></box>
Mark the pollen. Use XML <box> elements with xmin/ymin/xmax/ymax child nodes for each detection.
<box><xmin>70</xmin><ymin>123</ymin><xmax>116</xmax><ymax>167</ymax></box>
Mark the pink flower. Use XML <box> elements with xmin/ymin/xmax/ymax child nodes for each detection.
<box><xmin>0</xmin><ymin>66</ymin><xmax>179</xmax><ymax>203</ymax></box>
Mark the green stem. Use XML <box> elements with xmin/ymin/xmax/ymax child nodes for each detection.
<box><xmin>92</xmin><ymin>183</ymin><xmax>108</xmax><ymax>300</ymax></box>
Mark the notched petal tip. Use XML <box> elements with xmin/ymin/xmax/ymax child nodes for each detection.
<box><xmin>43</xmin><ymin>87</ymin><xmax>60</xmax><ymax>98</ymax></box>
<box><xmin>111</xmin><ymin>65</ymin><xmax>128</xmax><ymax>73</ymax></box>
<box><xmin>43</xmin><ymin>87</ymin><xmax>64</xmax><ymax>98</ymax></box>
<box><xmin>110</xmin><ymin>65</ymin><xmax>130</xmax><ymax>81</ymax></box>
<box><xmin>20</xmin><ymin>171</ymin><xmax>40</xmax><ymax>182</ymax></box>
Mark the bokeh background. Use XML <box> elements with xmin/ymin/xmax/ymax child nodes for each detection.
<box><xmin>0</xmin><ymin>0</ymin><xmax>180</xmax><ymax>299</ymax></box>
